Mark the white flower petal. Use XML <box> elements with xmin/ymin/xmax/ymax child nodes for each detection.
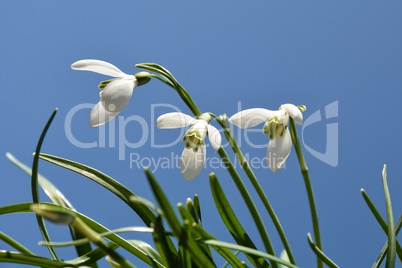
<box><xmin>71</xmin><ymin>59</ymin><xmax>128</xmax><ymax>78</ymax></box>
<box><xmin>267</xmin><ymin>129</ymin><xmax>292</xmax><ymax>172</ymax></box>
<box><xmin>156</xmin><ymin>112</ymin><xmax>197</xmax><ymax>129</ymax></box>
<box><xmin>101</xmin><ymin>79</ymin><xmax>136</xmax><ymax>112</ymax></box>
<box><xmin>180</xmin><ymin>145</ymin><xmax>206</xmax><ymax>181</ymax></box>
<box><xmin>207</xmin><ymin>124</ymin><xmax>222</xmax><ymax>151</ymax></box>
<box><xmin>90</xmin><ymin>102</ymin><xmax>119</xmax><ymax>127</ymax></box>
<box><xmin>281</xmin><ymin>104</ymin><xmax>303</xmax><ymax>125</ymax></box>
<box><xmin>229</xmin><ymin>108</ymin><xmax>274</xmax><ymax>128</ymax></box>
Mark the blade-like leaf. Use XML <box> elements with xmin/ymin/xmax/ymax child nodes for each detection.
<box><xmin>39</xmin><ymin>153</ymin><xmax>156</xmax><ymax>226</ymax></box>
<box><xmin>210</xmin><ymin>173</ymin><xmax>269</xmax><ymax>268</ymax></box>
<box><xmin>153</xmin><ymin>215</ymin><xmax>178</xmax><ymax>268</ymax></box>
<box><xmin>178</xmin><ymin>204</ymin><xmax>214</xmax><ymax>264</ymax></box>
<box><xmin>40</xmin><ymin>227</ymin><xmax>154</xmax><ymax>247</ymax></box>
<box><xmin>31</xmin><ymin>108</ymin><xmax>58</xmax><ymax>260</ymax></box>
<box><xmin>6</xmin><ymin>153</ymin><xmax>95</xmax><ymax>264</ymax></box>
<box><xmin>144</xmin><ymin>168</ymin><xmax>215</xmax><ymax>268</ymax></box>
<box><xmin>0</xmin><ymin>251</ymin><xmax>72</xmax><ymax>267</ymax></box>
<box><xmin>382</xmin><ymin>165</ymin><xmax>396</xmax><ymax>268</ymax></box>
<box><xmin>361</xmin><ymin>189</ymin><xmax>402</xmax><ymax>260</ymax></box>
<box><xmin>0</xmin><ymin>231</ymin><xmax>33</xmax><ymax>254</ymax></box>
<box><xmin>0</xmin><ymin>202</ymin><xmax>166</xmax><ymax>268</ymax></box>
<box><xmin>193</xmin><ymin>195</ymin><xmax>202</xmax><ymax>224</ymax></box>
<box><xmin>373</xmin><ymin>214</ymin><xmax>402</xmax><ymax>268</ymax></box>
<box><xmin>307</xmin><ymin>233</ymin><xmax>339</xmax><ymax>268</ymax></box>
<box><xmin>190</xmin><ymin>223</ymin><xmax>245</xmax><ymax>268</ymax></box>
<box><xmin>198</xmin><ymin>239</ymin><xmax>297</xmax><ymax>268</ymax></box>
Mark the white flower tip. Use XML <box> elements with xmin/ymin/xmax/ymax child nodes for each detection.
<box><xmin>182</xmin><ymin>171</ymin><xmax>196</xmax><ymax>181</ymax></box>
<box><xmin>70</xmin><ymin>59</ymin><xmax>127</xmax><ymax>77</ymax></box>
<box><xmin>207</xmin><ymin>125</ymin><xmax>222</xmax><ymax>151</ymax></box>
<box><xmin>71</xmin><ymin>60</ymin><xmax>90</xmax><ymax>70</ymax></box>
<box><xmin>281</xmin><ymin>104</ymin><xmax>303</xmax><ymax>125</ymax></box>
<box><xmin>229</xmin><ymin>108</ymin><xmax>272</xmax><ymax>129</ymax></box>
<box><xmin>268</xmin><ymin>163</ymin><xmax>282</xmax><ymax>173</ymax></box>
<box><xmin>156</xmin><ymin>112</ymin><xmax>196</xmax><ymax>129</ymax></box>
<box><xmin>90</xmin><ymin>102</ymin><xmax>119</xmax><ymax>127</ymax></box>
<box><xmin>180</xmin><ymin>146</ymin><xmax>206</xmax><ymax>181</ymax></box>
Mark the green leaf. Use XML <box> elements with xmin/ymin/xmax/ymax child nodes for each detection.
<box><xmin>144</xmin><ymin>168</ymin><xmax>215</xmax><ymax>268</ymax></box>
<box><xmin>373</xmin><ymin>214</ymin><xmax>402</xmax><ymax>268</ymax></box>
<box><xmin>0</xmin><ymin>202</ymin><xmax>166</xmax><ymax>268</ymax></box>
<box><xmin>210</xmin><ymin>173</ymin><xmax>270</xmax><ymax>268</ymax></box>
<box><xmin>31</xmin><ymin>108</ymin><xmax>59</xmax><ymax>260</ymax></box>
<box><xmin>152</xmin><ymin>215</ymin><xmax>178</xmax><ymax>268</ymax></box>
<box><xmin>0</xmin><ymin>231</ymin><xmax>33</xmax><ymax>254</ymax></box>
<box><xmin>39</xmin><ymin>153</ymin><xmax>156</xmax><ymax>226</ymax></box>
<box><xmin>197</xmin><ymin>239</ymin><xmax>297</xmax><ymax>268</ymax></box>
<box><xmin>382</xmin><ymin>165</ymin><xmax>396</xmax><ymax>268</ymax></box>
<box><xmin>6</xmin><ymin>153</ymin><xmax>95</xmax><ymax>266</ymax></box>
<box><xmin>39</xmin><ymin>227</ymin><xmax>154</xmax><ymax>247</ymax></box>
<box><xmin>193</xmin><ymin>195</ymin><xmax>202</xmax><ymax>224</ymax></box>
<box><xmin>69</xmin><ymin>240</ymin><xmax>161</xmax><ymax>267</ymax></box>
<box><xmin>177</xmin><ymin>243</ymin><xmax>192</xmax><ymax>268</ymax></box>
<box><xmin>306</xmin><ymin>233</ymin><xmax>339</xmax><ymax>268</ymax></box>
<box><xmin>186</xmin><ymin>198</ymin><xmax>200</xmax><ymax>225</ymax></box>
<box><xmin>361</xmin><ymin>189</ymin><xmax>402</xmax><ymax>261</ymax></box>
<box><xmin>178</xmin><ymin>204</ymin><xmax>214</xmax><ymax>264</ymax></box>
<box><xmin>190</xmin><ymin>224</ymin><xmax>245</xmax><ymax>268</ymax></box>
<box><xmin>0</xmin><ymin>251</ymin><xmax>72</xmax><ymax>267</ymax></box>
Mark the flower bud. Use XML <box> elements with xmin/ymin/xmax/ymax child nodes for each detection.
<box><xmin>31</xmin><ymin>204</ymin><xmax>75</xmax><ymax>225</ymax></box>
<box><xmin>134</xmin><ymin>71</ymin><xmax>152</xmax><ymax>86</ymax></box>
<box><xmin>298</xmin><ymin>105</ymin><xmax>307</xmax><ymax>112</ymax></box>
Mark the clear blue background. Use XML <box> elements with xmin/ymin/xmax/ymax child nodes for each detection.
<box><xmin>1</xmin><ymin>1</ymin><xmax>402</xmax><ymax>267</ymax></box>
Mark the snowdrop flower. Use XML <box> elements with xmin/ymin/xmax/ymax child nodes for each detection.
<box><xmin>157</xmin><ymin>112</ymin><xmax>222</xmax><ymax>181</ymax></box>
<box><xmin>71</xmin><ymin>59</ymin><xmax>150</xmax><ymax>127</ymax></box>
<box><xmin>229</xmin><ymin>104</ymin><xmax>304</xmax><ymax>172</ymax></box>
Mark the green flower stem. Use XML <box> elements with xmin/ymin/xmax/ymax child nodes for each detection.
<box><xmin>175</xmin><ymin>83</ymin><xmax>202</xmax><ymax>117</ymax></box>
<box><xmin>137</xmin><ymin>63</ymin><xmax>202</xmax><ymax>117</ymax></box>
<box><xmin>288</xmin><ymin>118</ymin><xmax>323</xmax><ymax>268</ymax></box>
<box><xmin>216</xmin><ymin>116</ymin><xmax>296</xmax><ymax>265</ymax></box>
<box><xmin>217</xmin><ymin>147</ymin><xmax>278</xmax><ymax>268</ymax></box>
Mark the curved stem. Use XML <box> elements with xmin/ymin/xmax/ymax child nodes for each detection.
<box><xmin>288</xmin><ymin>118</ymin><xmax>323</xmax><ymax>268</ymax></box>
<box><xmin>216</xmin><ymin>116</ymin><xmax>296</xmax><ymax>265</ymax></box>
<box><xmin>137</xmin><ymin>63</ymin><xmax>202</xmax><ymax>117</ymax></box>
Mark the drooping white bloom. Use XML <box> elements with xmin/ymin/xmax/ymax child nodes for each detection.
<box><xmin>229</xmin><ymin>104</ymin><xmax>304</xmax><ymax>172</ymax></box>
<box><xmin>71</xmin><ymin>59</ymin><xmax>140</xmax><ymax>127</ymax></box>
<box><xmin>157</xmin><ymin>112</ymin><xmax>222</xmax><ymax>181</ymax></box>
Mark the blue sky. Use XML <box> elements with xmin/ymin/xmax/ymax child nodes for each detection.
<box><xmin>1</xmin><ymin>1</ymin><xmax>402</xmax><ymax>267</ymax></box>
